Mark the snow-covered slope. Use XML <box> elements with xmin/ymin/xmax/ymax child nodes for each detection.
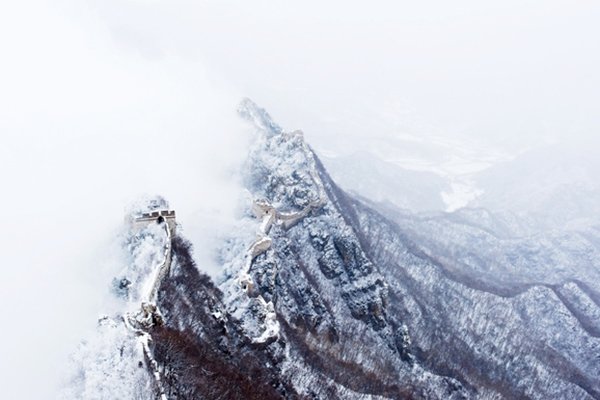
<box><xmin>320</xmin><ymin>151</ymin><xmax>450</xmax><ymax>212</ymax></box>
<box><xmin>472</xmin><ymin>143</ymin><xmax>600</xmax><ymax>231</ymax></box>
<box><xmin>354</xmin><ymin>203</ymin><xmax>600</xmax><ymax>399</ymax></box>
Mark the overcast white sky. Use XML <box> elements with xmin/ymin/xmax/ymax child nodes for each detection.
<box><xmin>1</xmin><ymin>0</ymin><xmax>599</xmax><ymax>398</ymax></box>
<box><xmin>86</xmin><ymin>0</ymin><xmax>600</xmax><ymax>152</ymax></box>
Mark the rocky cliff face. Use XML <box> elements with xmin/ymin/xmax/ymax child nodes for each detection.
<box><xmin>213</xmin><ymin>99</ymin><xmax>466</xmax><ymax>399</ymax></box>
<box><xmin>66</xmin><ymin>99</ymin><xmax>600</xmax><ymax>400</ymax></box>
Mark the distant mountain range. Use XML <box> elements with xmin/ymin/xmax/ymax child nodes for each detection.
<box><xmin>322</xmin><ymin>136</ymin><xmax>600</xmax><ymax>233</ymax></box>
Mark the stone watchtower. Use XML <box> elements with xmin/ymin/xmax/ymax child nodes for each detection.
<box><xmin>132</xmin><ymin>210</ymin><xmax>177</xmax><ymax>232</ymax></box>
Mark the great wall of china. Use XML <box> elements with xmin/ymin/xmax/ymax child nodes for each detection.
<box><xmin>123</xmin><ymin>209</ymin><xmax>176</xmax><ymax>400</ymax></box>
<box><xmin>239</xmin><ymin>132</ymin><xmax>327</xmax><ymax>343</ymax></box>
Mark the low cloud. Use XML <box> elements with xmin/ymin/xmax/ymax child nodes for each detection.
<box><xmin>0</xmin><ymin>2</ymin><xmax>251</xmax><ymax>397</ymax></box>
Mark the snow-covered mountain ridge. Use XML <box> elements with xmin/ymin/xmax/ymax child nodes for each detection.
<box><xmin>65</xmin><ymin>99</ymin><xmax>600</xmax><ymax>399</ymax></box>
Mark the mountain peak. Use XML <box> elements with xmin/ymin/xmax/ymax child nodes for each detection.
<box><xmin>238</xmin><ymin>97</ymin><xmax>283</xmax><ymax>136</ymax></box>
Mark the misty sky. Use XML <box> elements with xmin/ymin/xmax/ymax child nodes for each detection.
<box><xmin>91</xmin><ymin>0</ymin><xmax>600</xmax><ymax>153</ymax></box>
<box><xmin>1</xmin><ymin>1</ymin><xmax>599</xmax><ymax>398</ymax></box>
